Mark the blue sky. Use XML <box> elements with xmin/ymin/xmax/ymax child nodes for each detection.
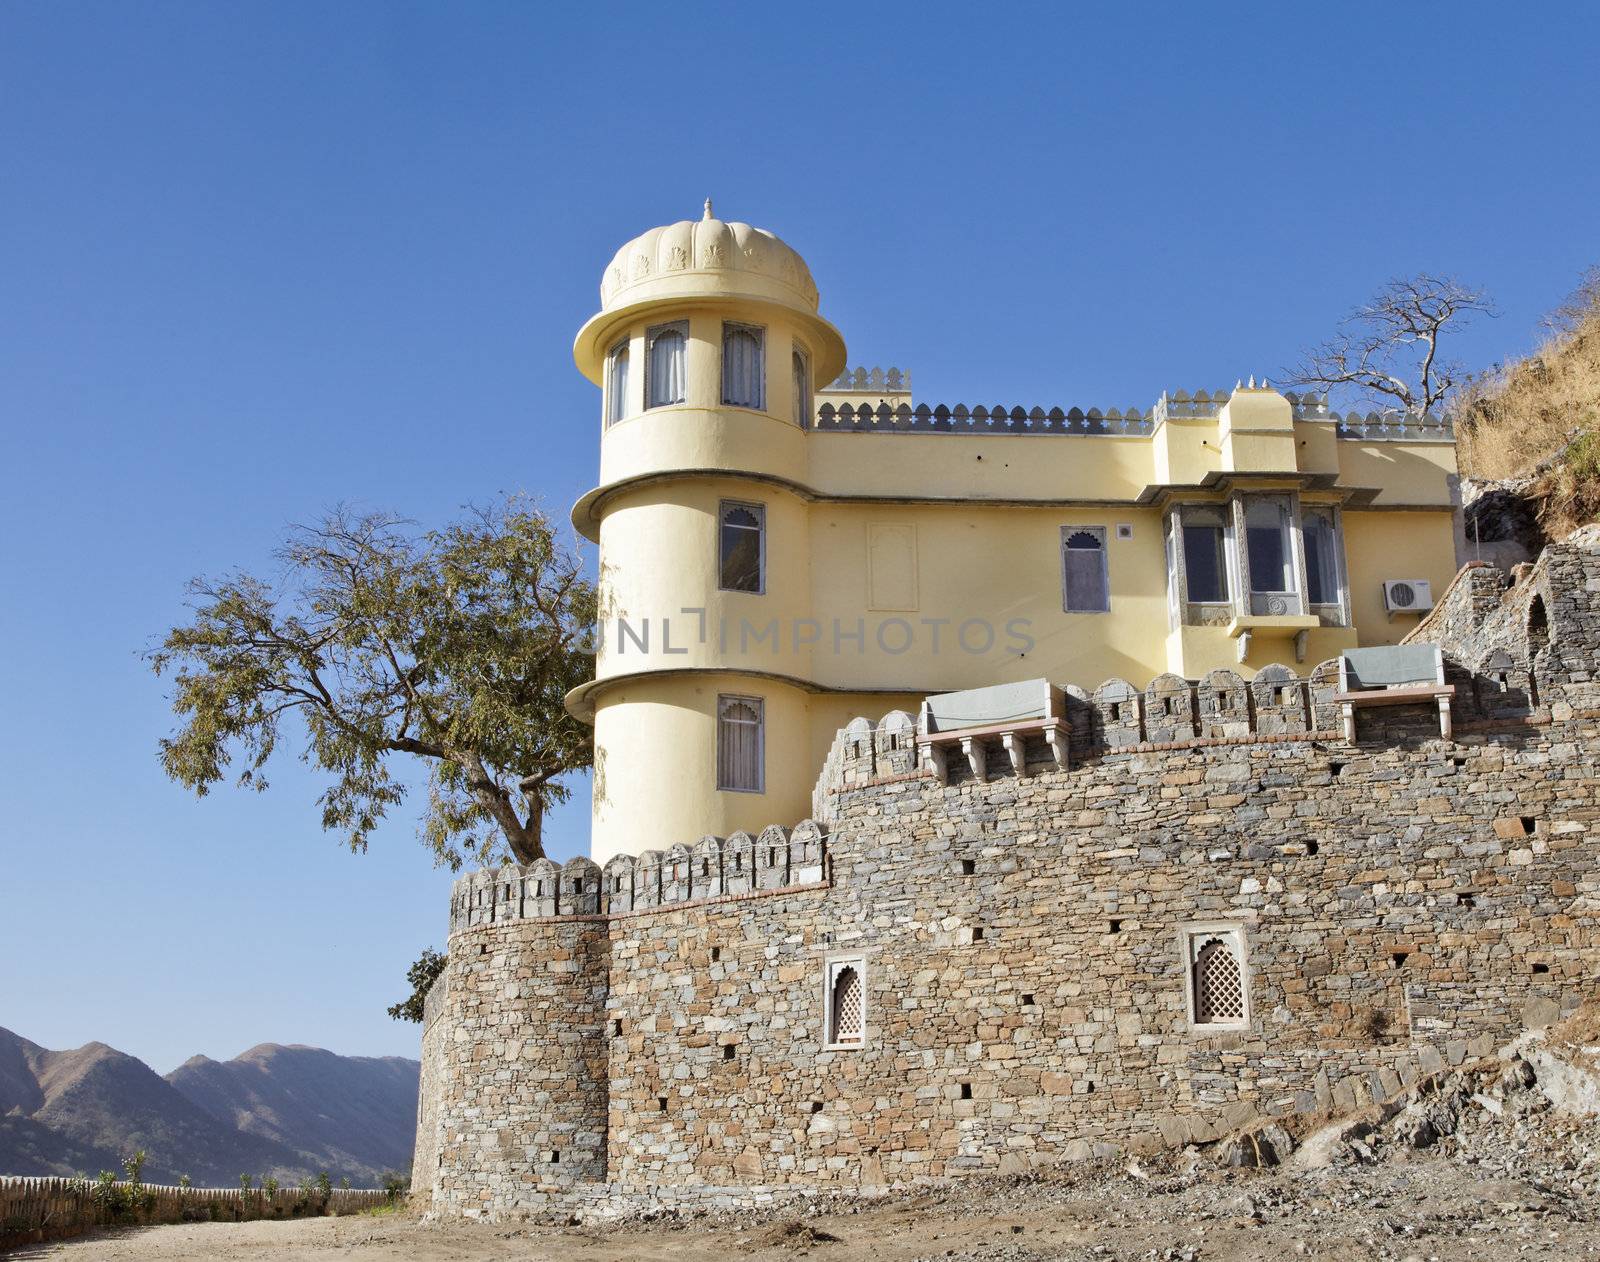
<box><xmin>2</xmin><ymin>2</ymin><xmax>1597</xmax><ymax>1073</ymax></box>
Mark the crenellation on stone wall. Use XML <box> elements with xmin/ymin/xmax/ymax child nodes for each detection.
<box><xmin>447</xmin><ymin>821</ymin><xmax>833</xmax><ymax>934</ymax></box>
<box><xmin>419</xmin><ymin>536</ymin><xmax>1600</xmax><ymax>1219</ymax></box>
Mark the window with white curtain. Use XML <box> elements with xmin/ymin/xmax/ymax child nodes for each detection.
<box><xmin>1302</xmin><ymin>507</ymin><xmax>1342</xmax><ymax>606</ymax></box>
<box><xmin>719</xmin><ymin>500</ymin><xmax>765</xmax><ymax>593</ymax></box>
<box><xmin>606</xmin><ymin>340</ymin><xmax>629</xmax><ymax>426</ymax></box>
<box><xmin>1182</xmin><ymin>507</ymin><xmax>1231</xmax><ymax>604</ymax></box>
<box><xmin>721</xmin><ymin>323</ymin><xmax>764</xmax><ymax>409</ymax></box>
<box><xmin>792</xmin><ymin>347</ymin><xmax>812</xmax><ymax>429</ymax></box>
<box><xmin>1245</xmin><ymin>498</ymin><xmax>1295</xmax><ymax>594</ymax></box>
<box><xmin>1061</xmin><ymin>527</ymin><xmax>1110</xmax><ymax>613</ymax></box>
<box><xmin>716</xmin><ymin>695</ymin><xmax>764</xmax><ymax>793</ymax></box>
<box><xmin>646</xmin><ymin>322</ymin><xmax>687</xmax><ymax>408</ymax></box>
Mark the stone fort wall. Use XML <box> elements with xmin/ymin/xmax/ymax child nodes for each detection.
<box><xmin>414</xmin><ymin>534</ymin><xmax>1600</xmax><ymax>1219</ymax></box>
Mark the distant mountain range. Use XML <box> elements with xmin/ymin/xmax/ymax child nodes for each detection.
<box><xmin>0</xmin><ymin>1026</ymin><xmax>419</xmax><ymax>1187</ymax></box>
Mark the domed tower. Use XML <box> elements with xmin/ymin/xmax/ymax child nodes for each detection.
<box><xmin>568</xmin><ymin>203</ymin><xmax>848</xmax><ymax>864</ymax></box>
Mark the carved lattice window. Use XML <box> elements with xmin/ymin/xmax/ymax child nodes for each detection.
<box><xmin>826</xmin><ymin>958</ymin><xmax>866</xmax><ymax>1047</ymax></box>
<box><xmin>1188</xmin><ymin>929</ymin><xmax>1247</xmax><ymax>1026</ymax></box>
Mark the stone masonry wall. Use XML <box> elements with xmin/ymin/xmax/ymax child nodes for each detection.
<box><xmin>414</xmin><ymin>535</ymin><xmax>1600</xmax><ymax>1218</ymax></box>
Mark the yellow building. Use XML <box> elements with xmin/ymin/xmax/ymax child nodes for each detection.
<box><xmin>567</xmin><ymin>204</ymin><xmax>1461</xmax><ymax>863</ymax></box>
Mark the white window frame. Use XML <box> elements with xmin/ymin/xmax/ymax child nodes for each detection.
<box><xmin>716</xmin><ymin>694</ymin><xmax>765</xmax><ymax>794</ymax></box>
<box><xmin>1169</xmin><ymin>503</ymin><xmax>1237</xmax><ymax>614</ymax></box>
<box><xmin>792</xmin><ymin>344</ymin><xmax>812</xmax><ymax>430</ymax></box>
<box><xmin>605</xmin><ymin>338</ymin><xmax>630</xmax><ymax>427</ymax></box>
<box><xmin>1181</xmin><ymin>923</ymin><xmax>1251</xmax><ymax>1031</ymax></box>
<box><xmin>1300</xmin><ymin>503</ymin><xmax>1347</xmax><ymax>611</ymax></box>
<box><xmin>822</xmin><ymin>953</ymin><xmax>867</xmax><ymax>1050</ymax></box>
<box><xmin>645</xmin><ymin>321</ymin><xmax>688</xmax><ymax>409</ymax></box>
<box><xmin>1060</xmin><ymin>525</ymin><xmax>1110</xmax><ymax>614</ymax></box>
<box><xmin>717</xmin><ymin>499</ymin><xmax>766</xmax><ymax>595</ymax></box>
<box><xmin>721</xmin><ymin>321</ymin><xmax>766</xmax><ymax>410</ymax></box>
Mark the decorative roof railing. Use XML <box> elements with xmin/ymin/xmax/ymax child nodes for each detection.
<box><xmin>822</xmin><ymin>366</ymin><xmax>911</xmax><ymax>392</ymax></box>
<box><xmin>815</xmin><ymin>401</ymin><xmax>1155</xmax><ymax>434</ymax></box>
<box><xmin>813</xmin><ymin>387</ymin><xmax>1453</xmax><ymax>440</ymax></box>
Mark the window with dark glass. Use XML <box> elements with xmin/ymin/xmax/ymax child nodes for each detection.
<box><xmin>1245</xmin><ymin>499</ymin><xmax>1294</xmax><ymax>593</ymax></box>
<box><xmin>1182</xmin><ymin>509</ymin><xmax>1230</xmax><ymax>604</ymax></box>
<box><xmin>718</xmin><ymin>500</ymin><xmax>764</xmax><ymax>593</ymax></box>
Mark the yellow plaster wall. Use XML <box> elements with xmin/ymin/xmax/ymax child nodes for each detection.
<box><xmin>591</xmin><ymin>673</ymin><xmax>819</xmax><ymax>866</ymax></box>
<box><xmin>1343</xmin><ymin>509</ymin><xmax>1461</xmax><ymax>647</ymax></box>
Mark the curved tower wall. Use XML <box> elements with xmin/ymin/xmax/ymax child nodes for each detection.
<box><xmin>572</xmin><ymin>209</ymin><xmax>849</xmax><ymax>865</ymax></box>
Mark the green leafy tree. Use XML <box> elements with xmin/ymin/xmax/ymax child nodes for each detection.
<box><xmin>388</xmin><ymin>946</ymin><xmax>447</xmax><ymax>1023</ymax></box>
<box><xmin>149</xmin><ymin>498</ymin><xmax>596</xmax><ymax>869</ymax></box>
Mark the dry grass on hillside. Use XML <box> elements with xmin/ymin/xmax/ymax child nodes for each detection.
<box><xmin>1457</xmin><ymin>268</ymin><xmax>1600</xmax><ymax>534</ymax></box>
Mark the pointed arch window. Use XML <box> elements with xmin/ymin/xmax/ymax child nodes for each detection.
<box><xmin>646</xmin><ymin>322</ymin><xmax>686</xmax><ymax>408</ymax></box>
<box><xmin>718</xmin><ymin>500</ymin><xmax>765</xmax><ymax>593</ymax></box>
<box><xmin>1185</xmin><ymin>927</ymin><xmax>1248</xmax><ymax>1028</ymax></box>
<box><xmin>722</xmin><ymin>323</ymin><xmax>764</xmax><ymax>409</ymax></box>
<box><xmin>825</xmin><ymin>956</ymin><xmax>866</xmax><ymax>1047</ymax></box>
<box><xmin>716</xmin><ymin>694</ymin><xmax>764</xmax><ymax>793</ymax></box>
<box><xmin>792</xmin><ymin>347</ymin><xmax>812</xmax><ymax>429</ymax></box>
<box><xmin>606</xmin><ymin>340</ymin><xmax>630</xmax><ymax>426</ymax></box>
<box><xmin>1061</xmin><ymin>527</ymin><xmax>1109</xmax><ymax>613</ymax></box>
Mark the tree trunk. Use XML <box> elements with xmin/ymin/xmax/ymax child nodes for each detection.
<box><xmin>505</xmin><ymin>807</ymin><xmax>544</xmax><ymax>866</ymax></box>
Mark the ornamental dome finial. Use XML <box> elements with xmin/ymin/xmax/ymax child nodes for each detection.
<box><xmin>703</xmin><ymin>197</ymin><xmax>714</xmax><ymax>220</ymax></box>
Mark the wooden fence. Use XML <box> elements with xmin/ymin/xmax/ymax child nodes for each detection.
<box><xmin>0</xmin><ymin>1176</ymin><xmax>394</xmax><ymax>1250</ymax></box>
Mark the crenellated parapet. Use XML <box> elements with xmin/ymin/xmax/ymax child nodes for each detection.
<box><xmin>810</xmin><ymin>646</ymin><xmax>1558</xmax><ymax>813</ymax></box>
<box><xmin>448</xmin><ymin>821</ymin><xmax>828</xmax><ymax>936</ymax></box>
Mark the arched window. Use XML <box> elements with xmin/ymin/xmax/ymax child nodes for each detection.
<box><xmin>1527</xmin><ymin>594</ymin><xmax>1549</xmax><ymax>657</ymax></box>
<box><xmin>716</xmin><ymin>695</ymin><xmax>764</xmax><ymax>792</ymax></box>
<box><xmin>718</xmin><ymin>500</ymin><xmax>765</xmax><ymax>593</ymax></box>
<box><xmin>1188</xmin><ymin>930</ymin><xmax>1246</xmax><ymax>1025</ymax></box>
<box><xmin>606</xmin><ymin>340</ymin><xmax>630</xmax><ymax>426</ymax></box>
<box><xmin>722</xmin><ymin>323</ymin><xmax>764</xmax><ymax>409</ymax></box>
<box><xmin>1061</xmin><ymin>527</ymin><xmax>1109</xmax><ymax>613</ymax></box>
<box><xmin>646</xmin><ymin>323</ymin><xmax>686</xmax><ymax>408</ymax></box>
<box><xmin>828</xmin><ymin>962</ymin><xmax>864</xmax><ymax>1045</ymax></box>
<box><xmin>792</xmin><ymin>348</ymin><xmax>812</xmax><ymax>429</ymax></box>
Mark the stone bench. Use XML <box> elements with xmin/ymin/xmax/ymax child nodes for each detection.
<box><xmin>1332</xmin><ymin>643</ymin><xmax>1454</xmax><ymax>741</ymax></box>
<box><xmin>918</xmin><ymin>678</ymin><xmax>1068</xmax><ymax>782</ymax></box>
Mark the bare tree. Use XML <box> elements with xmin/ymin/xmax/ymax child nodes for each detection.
<box><xmin>1288</xmin><ymin>275</ymin><xmax>1494</xmax><ymax>416</ymax></box>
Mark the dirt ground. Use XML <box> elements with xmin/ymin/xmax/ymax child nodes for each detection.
<box><xmin>16</xmin><ymin>1151</ymin><xmax>1600</xmax><ymax>1262</ymax></box>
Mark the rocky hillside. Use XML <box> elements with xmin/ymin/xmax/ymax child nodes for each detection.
<box><xmin>0</xmin><ymin>1027</ymin><xmax>417</xmax><ymax>1187</ymax></box>
<box><xmin>166</xmin><ymin>1043</ymin><xmax>420</xmax><ymax>1182</ymax></box>
<box><xmin>1459</xmin><ymin>268</ymin><xmax>1600</xmax><ymax>555</ymax></box>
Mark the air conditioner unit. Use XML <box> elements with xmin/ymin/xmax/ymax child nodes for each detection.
<box><xmin>1382</xmin><ymin>579</ymin><xmax>1435</xmax><ymax>614</ymax></box>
